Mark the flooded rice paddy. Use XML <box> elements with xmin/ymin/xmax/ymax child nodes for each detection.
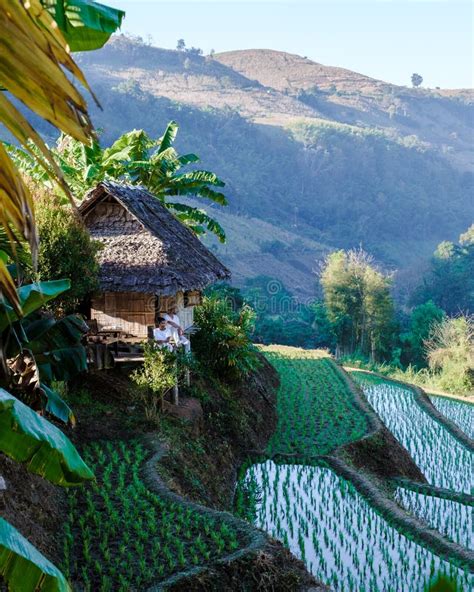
<box><xmin>354</xmin><ymin>377</ymin><xmax>472</xmax><ymax>494</ymax></box>
<box><xmin>240</xmin><ymin>461</ymin><xmax>472</xmax><ymax>591</ymax></box>
<box><xmin>240</xmin><ymin>370</ymin><xmax>473</xmax><ymax>591</ymax></box>
<box><xmin>430</xmin><ymin>395</ymin><xmax>473</xmax><ymax>440</ymax></box>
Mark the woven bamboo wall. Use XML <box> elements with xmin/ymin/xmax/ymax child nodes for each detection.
<box><xmin>91</xmin><ymin>292</ymin><xmax>155</xmax><ymax>338</ymax></box>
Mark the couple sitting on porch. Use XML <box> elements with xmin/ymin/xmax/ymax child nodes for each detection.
<box><xmin>153</xmin><ymin>307</ymin><xmax>190</xmax><ymax>353</ymax></box>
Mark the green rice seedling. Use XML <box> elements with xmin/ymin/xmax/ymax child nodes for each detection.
<box><xmin>264</xmin><ymin>351</ymin><xmax>369</xmax><ymax>457</ymax></box>
<box><xmin>395</xmin><ymin>487</ymin><xmax>472</xmax><ymax>550</ymax></box>
<box><xmin>239</xmin><ymin>460</ymin><xmax>473</xmax><ymax>592</ymax></box>
<box><xmin>353</xmin><ymin>375</ymin><xmax>473</xmax><ymax>493</ymax></box>
<box><xmin>430</xmin><ymin>395</ymin><xmax>473</xmax><ymax>439</ymax></box>
<box><xmin>62</xmin><ymin>439</ymin><xmax>243</xmax><ymax>589</ymax></box>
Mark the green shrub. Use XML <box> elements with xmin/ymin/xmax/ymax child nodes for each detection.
<box><xmin>35</xmin><ymin>191</ymin><xmax>100</xmax><ymax>314</ymax></box>
<box><xmin>425</xmin><ymin>315</ymin><xmax>474</xmax><ymax>394</ymax></box>
<box><xmin>192</xmin><ymin>296</ymin><xmax>260</xmax><ymax>381</ymax></box>
<box><xmin>130</xmin><ymin>343</ymin><xmax>177</xmax><ymax>421</ymax></box>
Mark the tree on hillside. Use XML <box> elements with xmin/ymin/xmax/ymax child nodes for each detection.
<box><xmin>411</xmin><ymin>226</ymin><xmax>474</xmax><ymax>314</ymax></box>
<box><xmin>401</xmin><ymin>300</ymin><xmax>445</xmax><ymax>368</ymax></box>
<box><xmin>176</xmin><ymin>38</ymin><xmax>186</xmax><ymax>51</ymax></box>
<box><xmin>35</xmin><ymin>190</ymin><xmax>101</xmax><ymax>314</ymax></box>
<box><xmin>8</xmin><ymin>122</ymin><xmax>228</xmax><ymax>242</ymax></box>
<box><xmin>411</xmin><ymin>73</ymin><xmax>423</xmax><ymax>88</ymax></box>
<box><xmin>321</xmin><ymin>250</ymin><xmax>394</xmax><ymax>360</ymax></box>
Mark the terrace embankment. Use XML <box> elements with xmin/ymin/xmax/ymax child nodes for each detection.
<box><xmin>260</xmin><ymin>347</ymin><xmax>425</xmax><ymax>483</ymax></box>
<box><xmin>247</xmin><ymin>347</ymin><xmax>474</xmax><ymax>584</ymax></box>
<box><xmin>0</xmin><ymin>358</ymin><xmax>327</xmax><ymax>592</ymax></box>
<box><xmin>0</xmin><ymin>451</ymin><xmax>66</xmax><ymax>568</ymax></box>
<box><xmin>335</xmin><ymin>367</ymin><xmax>426</xmax><ymax>482</ymax></box>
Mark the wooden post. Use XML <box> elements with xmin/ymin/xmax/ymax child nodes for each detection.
<box><xmin>173</xmin><ymin>358</ymin><xmax>179</xmax><ymax>405</ymax></box>
<box><xmin>172</xmin><ymin>384</ymin><xmax>179</xmax><ymax>406</ymax></box>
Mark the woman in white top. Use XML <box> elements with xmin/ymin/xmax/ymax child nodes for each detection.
<box><xmin>162</xmin><ymin>306</ymin><xmax>191</xmax><ymax>353</ymax></box>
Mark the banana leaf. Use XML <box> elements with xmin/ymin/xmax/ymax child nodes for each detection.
<box><xmin>168</xmin><ymin>202</ymin><xmax>227</xmax><ymax>243</ymax></box>
<box><xmin>0</xmin><ymin>0</ymin><xmax>97</xmax><ymax>313</ymax></box>
<box><xmin>0</xmin><ymin>280</ymin><xmax>70</xmax><ymax>332</ymax></box>
<box><xmin>41</xmin><ymin>383</ymin><xmax>75</xmax><ymax>425</ymax></box>
<box><xmin>0</xmin><ymin>518</ymin><xmax>71</xmax><ymax>592</ymax></box>
<box><xmin>42</xmin><ymin>0</ymin><xmax>125</xmax><ymax>52</ymax></box>
<box><xmin>27</xmin><ymin>315</ymin><xmax>88</xmax><ymax>382</ymax></box>
<box><xmin>0</xmin><ymin>388</ymin><xmax>94</xmax><ymax>486</ymax></box>
<box><xmin>35</xmin><ymin>345</ymin><xmax>87</xmax><ymax>383</ymax></box>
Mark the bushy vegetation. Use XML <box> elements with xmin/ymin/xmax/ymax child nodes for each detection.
<box><xmin>346</xmin><ymin>314</ymin><xmax>474</xmax><ymax>396</ymax></box>
<box><xmin>412</xmin><ymin>226</ymin><xmax>474</xmax><ymax>315</ymax></box>
<box><xmin>425</xmin><ymin>316</ymin><xmax>474</xmax><ymax>394</ymax></box>
<box><xmin>399</xmin><ymin>301</ymin><xmax>445</xmax><ymax>369</ymax></box>
<box><xmin>130</xmin><ymin>344</ymin><xmax>178</xmax><ymax>422</ymax></box>
<box><xmin>35</xmin><ymin>191</ymin><xmax>100</xmax><ymax>314</ymax></box>
<box><xmin>241</xmin><ymin>276</ymin><xmax>319</xmax><ymax>349</ymax></box>
<box><xmin>208</xmin><ymin>279</ymin><xmax>336</xmax><ymax>350</ymax></box>
<box><xmin>193</xmin><ymin>296</ymin><xmax>260</xmax><ymax>381</ymax></box>
<box><xmin>63</xmin><ymin>440</ymin><xmax>242</xmax><ymax>591</ymax></box>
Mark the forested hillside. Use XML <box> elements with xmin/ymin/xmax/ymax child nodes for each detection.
<box><xmin>33</xmin><ymin>35</ymin><xmax>474</xmax><ymax>296</ymax></box>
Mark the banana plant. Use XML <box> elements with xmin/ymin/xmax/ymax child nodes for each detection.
<box><xmin>1</xmin><ymin>280</ymin><xmax>88</xmax><ymax>425</ymax></box>
<box><xmin>0</xmin><ymin>0</ymin><xmax>100</xmax><ymax>313</ymax></box>
<box><xmin>0</xmin><ymin>2</ymin><xmax>121</xmax><ymax>589</ymax></box>
<box><xmin>8</xmin><ymin>123</ymin><xmax>228</xmax><ymax>242</ymax></box>
<box><xmin>0</xmin><ymin>389</ymin><xmax>93</xmax><ymax>485</ymax></box>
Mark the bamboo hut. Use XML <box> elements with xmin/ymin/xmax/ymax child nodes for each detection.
<box><xmin>79</xmin><ymin>182</ymin><xmax>230</xmax><ymax>341</ymax></box>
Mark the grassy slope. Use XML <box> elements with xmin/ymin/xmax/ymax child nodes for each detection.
<box><xmin>215</xmin><ymin>49</ymin><xmax>474</xmax><ymax>171</ymax></box>
<box><xmin>199</xmin><ymin>206</ymin><xmax>329</xmax><ymax>298</ymax></box>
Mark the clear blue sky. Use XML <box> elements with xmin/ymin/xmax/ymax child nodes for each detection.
<box><xmin>105</xmin><ymin>0</ymin><xmax>473</xmax><ymax>89</ymax></box>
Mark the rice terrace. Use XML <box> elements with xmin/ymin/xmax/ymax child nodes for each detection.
<box><xmin>236</xmin><ymin>347</ymin><xmax>474</xmax><ymax>591</ymax></box>
<box><xmin>0</xmin><ymin>1</ymin><xmax>473</xmax><ymax>591</ymax></box>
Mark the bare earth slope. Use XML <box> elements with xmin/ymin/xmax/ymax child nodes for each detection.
<box><xmin>216</xmin><ymin>49</ymin><xmax>474</xmax><ymax>171</ymax></box>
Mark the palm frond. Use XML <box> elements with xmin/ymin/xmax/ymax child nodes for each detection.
<box><xmin>168</xmin><ymin>202</ymin><xmax>226</xmax><ymax>243</ymax></box>
<box><xmin>171</xmin><ymin>170</ymin><xmax>225</xmax><ymax>187</ymax></box>
<box><xmin>158</xmin><ymin>120</ymin><xmax>178</xmax><ymax>154</ymax></box>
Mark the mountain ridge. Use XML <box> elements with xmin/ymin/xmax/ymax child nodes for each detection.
<box><xmin>56</xmin><ymin>37</ymin><xmax>474</xmax><ymax>297</ymax></box>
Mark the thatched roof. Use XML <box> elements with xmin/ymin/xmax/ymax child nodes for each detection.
<box><xmin>79</xmin><ymin>182</ymin><xmax>230</xmax><ymax>295</ymax></box>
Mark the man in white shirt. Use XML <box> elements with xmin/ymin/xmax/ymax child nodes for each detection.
<box><xmin>153</xmin><ymin>317</ymin><xmax>174</xmax><ymax>351</ymax></box>
<box><xmin>162</xmin><ymin>306</ymin><xmax>191</xmax><ymax>354</ymax></box>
